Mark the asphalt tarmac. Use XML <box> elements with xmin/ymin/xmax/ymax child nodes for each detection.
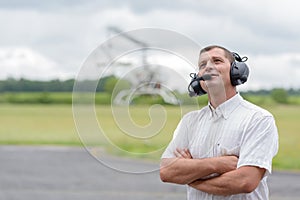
<box><xmin>0</xmin><ymin>146</ymin><xmax>299</xmax><ymax>200</ymax></box>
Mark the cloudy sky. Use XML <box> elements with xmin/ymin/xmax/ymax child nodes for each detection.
<box><xmin>0</xmin><ymin>0</ymin><xmax>300</xmax><ymax>91</ymax></box>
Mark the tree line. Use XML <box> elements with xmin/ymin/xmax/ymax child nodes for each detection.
<box><xmin>1</xmin><ymin>77</ymin><xmax>299</xmax><ymax>95</ymax></box>
<box><xmin>0</xmin><ymin>77</ymin><xmax>299</xmax><ymax>105</ymax></box>
<box><xmin>0</xmin><ymin>76</ymin><xmax>121</xmax><ymax>93</ymax></box>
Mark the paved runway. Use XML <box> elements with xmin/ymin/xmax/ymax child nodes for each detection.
<box><xmin>0</xmin><ymin>146</ymin><xmax>299</xmax><ymax>200</ymax></box>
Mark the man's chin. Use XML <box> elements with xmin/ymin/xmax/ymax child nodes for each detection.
<box><xmin>205</xmin><ymin>82</ymin><xmax>227</xmax><ymax>93</ymax></box>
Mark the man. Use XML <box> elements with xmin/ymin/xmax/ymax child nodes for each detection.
<box><xmin>160</xmin><ymin>45</ymin><xmax>278</xmax><ymax>199</ymax></box>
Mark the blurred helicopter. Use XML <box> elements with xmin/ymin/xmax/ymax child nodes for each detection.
<box><xmin>96</xmin><ymin>26</ymin><xmax>179</xmax><ymax>105</ymax></box>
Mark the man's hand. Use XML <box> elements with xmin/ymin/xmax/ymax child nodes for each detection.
<box><xmin>215</xmin><ymin>155</ymin><xmax>238</xmax><ymax>174</ymax></box>
<box><xmin>174</xmin><ymin>148</ymin><xmax>193</xmax><ymax>159</ymax></box>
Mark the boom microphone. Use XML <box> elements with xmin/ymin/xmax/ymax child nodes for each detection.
<box><xmin>188</xmin><ymin>74</ymin><xmax>212</xmax><ymax>97</ymax></box>
<box><xmin>195</xmin><ymin>74</ymin><xmax>212</xmax><ymax>82</ymax></box>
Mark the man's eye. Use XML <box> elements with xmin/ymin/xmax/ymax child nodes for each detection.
<box><xmin>199</xmin><ymin>63</ymin><xmax>206</xmax><ymax>69</ymax></box>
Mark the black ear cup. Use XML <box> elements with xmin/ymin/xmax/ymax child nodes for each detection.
<box><xmin>230</xmin><ymin>52</ymin><xmax>249</xmax><ymax>86</ymax></box>
<box><xmin>230</xmin><ymin>61</ymin><xmax>249</xmax><ymax>86</ymax></box>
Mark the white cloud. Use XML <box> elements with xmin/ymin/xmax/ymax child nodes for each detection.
<box><xmin>0</xmin><ymin>0</ymin><xmax>299</xmax><ymax>90</ymax></box>
<box><xmin>243</xmin><ymin>53</ymin><xmax>300</xmax><ymax>90</ymax></box>
<box><xmin>0</xmin><ymin>47</ymin><xmax>72</xmax><ymax>80</ymax></box>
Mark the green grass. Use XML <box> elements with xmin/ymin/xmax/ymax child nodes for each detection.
<box><xmin>0</xmin><ymin>103</ymin><xmax>299</xmax><ymax>170</ymax></box>
<box><xmin>0</xmin><ymin>92</ymin><xmax>113</xmax><ymax>104</ymax></box>
<box><xmin>263</xmin><ymin>105</ymin><xmax>300</xmax><ymax>170</ymax></box>
<box><xmin>0</xmin><ymin>104</ymin><xmax>80</xmax><ymax>145</ymax></box>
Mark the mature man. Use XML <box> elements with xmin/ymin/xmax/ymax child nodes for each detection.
<box><xmin>160</xmin><ymin>45</ymin><xmax>278</xmax><ymax>199</ymax></box>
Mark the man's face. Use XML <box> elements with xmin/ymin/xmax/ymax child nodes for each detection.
<box><xmin>197</xmin><ymin>48</ymin><xmax>232</xmax><ymax>92</ymax></box>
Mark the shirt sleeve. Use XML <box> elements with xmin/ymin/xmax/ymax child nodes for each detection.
<box><xmin>161</xmin><ymin>116</ymin><xmax>189</xmax><ymax>159</ymax></box>
<box><xmin>237</xmin><ymin>115</ymin><xmax>279</xmax><ymax>175</ymax></box>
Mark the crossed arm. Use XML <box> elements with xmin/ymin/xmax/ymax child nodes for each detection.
<box><xmin>160</xmin><ymin>148</ymin><xmax>266</xmax><ymax>196</ymax></box>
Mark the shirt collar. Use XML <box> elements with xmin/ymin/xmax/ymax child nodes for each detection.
<box><xmin>208</xmin><ymin>93</ymin><xmax>242</xmax><ymax>120</ymax></box>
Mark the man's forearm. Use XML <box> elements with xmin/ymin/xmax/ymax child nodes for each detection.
<box><xmin>160</xmin><ymin>155</ymin><xmax>238</xmax><ymax>185</ymax></box>
<box><xmin>160</xmin><ymin>157</ymin><xmax>219</xmax><ymax>184</ymax></box>
<box><xmin>188</xmin><ymin>166</ymin><xmax>266</xmax><ymax>196</ymax></box>
<box><xmin>189</xmin><ymin>172</ymin><xmax>244</xmax><ymax>195</ymax></box>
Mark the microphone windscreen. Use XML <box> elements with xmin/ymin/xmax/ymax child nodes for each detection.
<box><xmin>202</xmin><ymin>74</ymin><xmax>212</xmax><ymax>81</ymax></box>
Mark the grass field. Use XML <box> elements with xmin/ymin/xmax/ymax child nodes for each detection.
<box><xmin>0</xmin><ymin>103</ymin><xmax>299</xmax><ymax>171</ymax></box>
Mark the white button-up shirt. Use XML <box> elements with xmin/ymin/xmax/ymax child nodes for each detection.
<box><xmin>162</xmin><ymin>94</ymin><xmax>278</xmax><ymax>200</ymax></box>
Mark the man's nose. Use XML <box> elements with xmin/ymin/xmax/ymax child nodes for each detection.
<box><xmin>205</xmin><ymin>61</ymin><xmax>214</xmax><ymax>72</ymax></box>
<box><xmin>198</xmin><ymin>61</ymin><xmax>214</xmax><ymax>75</ymax></box>
<box><xmin>198</xmin><ymin>61</ymin><xmax>214</xmax><ymax>76</ymax></box>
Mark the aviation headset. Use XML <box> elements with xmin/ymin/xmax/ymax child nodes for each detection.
<box><xmin>188</xmin><ymin>52</ymin><xmax>249</xmax><ymax>96</ymax></box>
